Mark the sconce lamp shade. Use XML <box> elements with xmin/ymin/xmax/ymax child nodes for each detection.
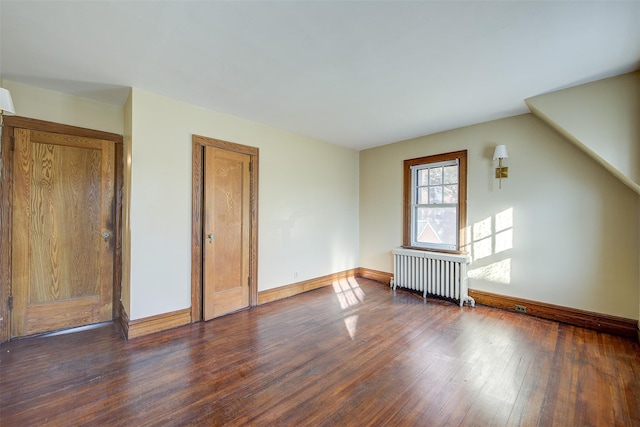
<box><xmin>493</xmin><ymin>145</ymin><xmax>508</xmax><ymax>160</ymax></box>
<box><xmin>0</xmin><ymin>88</ymin><xmax>15</xmax><ymax>115</ymax></box>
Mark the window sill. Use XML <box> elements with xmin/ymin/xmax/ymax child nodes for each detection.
<box><xmin>395</xmin><ymin>246</ymin><xmax>470</xmax><ymax>263</ymax></box>
<box><xmin>401</xmin><ymin>245</ymin><xmax>467</xmax><ymax>256</ymax></box>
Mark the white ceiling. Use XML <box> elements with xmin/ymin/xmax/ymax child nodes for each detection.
<box><xmin>1</xmin><ymin>1</ymin><xmax>638</xmax><ymax>150</ymax></box>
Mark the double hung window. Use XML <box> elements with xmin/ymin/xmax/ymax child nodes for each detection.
<box><xmin>403</xmin><ymin>151</ymin><xmax>467</xmax><ymax>252</ymax></box>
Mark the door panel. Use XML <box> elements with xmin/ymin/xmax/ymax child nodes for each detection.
<box><xmin>11</xmin><ymin>129</ymin><xmax>114</xmax><ymax>337</ymax></box>
<box><xmin>203</xmin><ymin>146</ymin><xmax>250</xmax><ymax>320</ymax></box>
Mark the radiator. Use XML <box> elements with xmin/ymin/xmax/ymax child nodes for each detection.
<box><xmin>392</xmin><ymin>248</ymin><xmax>474</xmax><ymax>307</ymax></box>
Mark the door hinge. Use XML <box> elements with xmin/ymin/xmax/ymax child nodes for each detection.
<box><xmin>8</xmin><ymin>295</ymin><xmax>13</xmax><ymax>311</ymax></box>
<box><xmin>248</xmin><ymin>277</ymin><xmax>251</xmax><ymax>287</ymax></box>
<box><xmin>249</xmin><ymin>162</ymin><xmax>252</xmax><ymax>173</ymax></box>
<box><xmin>10</xmin><ymin>137</ymin><xmax>15</xmax><ymax>151</ymax></box>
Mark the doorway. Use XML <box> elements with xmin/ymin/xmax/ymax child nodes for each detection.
<box><xmin>0</xmin><ymin>117</ymin><xmax>123</xmax><ymax>342</ymax></box>
<box><xmin>191</xmin><ymin>135</ymin><xmax>258</xmax><ymax>322</ymax></box>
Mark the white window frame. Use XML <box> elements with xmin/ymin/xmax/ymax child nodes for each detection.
<box><xmin>410</xmin><ymin>159</ymin><xmax>459</xmax><ymax>251</ymax></box>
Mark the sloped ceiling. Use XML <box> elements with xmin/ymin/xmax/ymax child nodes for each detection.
<box><xmin>1</xmin><ymin>1</ymin><xmax>638</xmax><ymax>150</ymax></box>
<box><xmin>526</xmin><ymin>71</ymin><xmax>640</xmax><ymax>194</ymax></box>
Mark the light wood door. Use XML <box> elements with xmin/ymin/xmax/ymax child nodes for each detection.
<box><xmin>203</xmin><ymin>146</ymin><xmax>250</xmax><ymax>320</ymax></box>
<box><xmin>11</xmin><ymin>129</ymin><xmax>114</xmax><ymax>337</ymax></box>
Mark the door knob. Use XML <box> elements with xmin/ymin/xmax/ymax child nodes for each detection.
<box><xmin>207</xmin><ymin>232</ymin><xmax>216</xmax><ymax>243</ymax></box>
<box><xmin>101</xmin><ymin>231</ymin><xmax>111</xmax><ymax>242</ymax></box>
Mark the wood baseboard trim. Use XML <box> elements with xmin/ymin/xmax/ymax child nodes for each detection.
<box><xmin>258</xmin><ymin>268</ymin><xmax>359</xmax><ymax>305</ymax></box>
<box><xmin>358</xmin><ymin>268</ymin><xmax>393</xmax><ymax>285</ymax></box>
<box><xmin>126</xmin><ymin>308</ymin><xmax>192</xmax><ymax>340</ymax></box>
<box><xmin>117</xmin><ymin>301</ymin><xmax>130</xmax><ymax>339</ymax></box>
<box><xmin>469</xmin><ymin>289</ymin><xmax>638</xmax><ymax>338</ymax></box>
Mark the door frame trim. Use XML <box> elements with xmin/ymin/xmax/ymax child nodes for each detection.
<box><xmin>0</xmin><ymin>116</ymin><xmax>123</xmax><ymax>343</ymax></box>
<box><xmin>191</xmin><ymin>135</ymin><xmax>259</xmax><ymax>322</ymax></box>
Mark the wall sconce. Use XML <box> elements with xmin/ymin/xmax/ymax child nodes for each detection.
<box><xmin>493</xmin><ymin>144</ymin><xmax>509</xmax><ymax>189</ymax></box>
<box><xmin>0</xmin><ymin>87</ymin><xmax>16</xmax><ymax>126</ymax></box>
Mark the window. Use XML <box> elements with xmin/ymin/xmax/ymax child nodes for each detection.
<box><xmin>403</xmin><ymin>150</ymin><xmax>467</xmax><ymax>252</ymax></box>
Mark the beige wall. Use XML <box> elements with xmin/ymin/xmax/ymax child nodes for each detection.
<box><xmin>526</xmin><ymin>71</ymin><xmax>640</xmax><ymax>194</ymax></box>
<box><xmin>120</xmin><ymin>90</ymin><xmax>132</xmax><ymax>316</ymax></box>
<box><xmin>360</xmin><ymin>114</ymin><xmax>639</xmax><ymax>319</ymax></box>
<box><xmin>6</xmin><ymin>77</ymin><xmax>637</xmax><ymax>323</ymax></box>
<box><xmin>128</xmin><ymin>88</ymin><xmax>359</xmax><ymax>319</ymax></box>
<box><xmin>525</xmin><ymin>71</ymin><xmax>640</xmax><ymax>326</ymax></box>
<box><xmin>4</xmin><ymin>81</ymin><xmax>360</xmax><ymax>321</ymax></box>
<box><xmin>2</xmin><ymin>80</ymin><xmax>123</xmax><ymax>134</ymax></box>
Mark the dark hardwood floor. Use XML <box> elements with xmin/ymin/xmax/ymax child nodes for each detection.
<box><xmin>1</xmin><ymin>278</ymin><xmax>639</xmax><ymax>426</ymax></box>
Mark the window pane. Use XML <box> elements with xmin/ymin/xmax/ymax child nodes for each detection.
<box><xmin>443</xmin><ymin>165</ymin><xmax>457</xmax><ymax>184</ymax></box>
<box><xmin>429</xmin><ymin>167</ymin><xmax>443</xmax><ymax>185</ymax></box>
<box><xmin>429</xmin><ymin>186</ymin><xmax>442</xmax><ymax>204</ymax></box>
<box><xmin>415</xmin><ymin>207</ymin><xmax>457</xmax><ymax>246</ymax></box>
<box><xmin>418</xmin><ymin>169</ymin><xmax>429</xmax><ymax>186</ymax></box>
<box><xmin>417</xmin><ymin>187</ymin><xmax>429</xmax><ymax>204</ymax></box>
<box><xmin>443</xmin><ymin>184</ymin><xmax>458</xmax><ymax>203</ymax></box>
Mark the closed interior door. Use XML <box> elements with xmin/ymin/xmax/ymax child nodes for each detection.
<box><xmin>203</xmin><ymin>146</ymin><xmax>250</xmax><ymax>320</ymax></box>
<box><xmin>11</xmin><ymin>129</ymin><xmax>114</xmax><ymax>337</ymax></box>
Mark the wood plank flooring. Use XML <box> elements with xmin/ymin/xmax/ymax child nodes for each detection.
<box><xmin>1</xmin><ymin>278</ymin><xmax>639</xmax><ymax>426</ymax></box>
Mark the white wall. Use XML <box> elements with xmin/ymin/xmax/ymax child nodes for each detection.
<box><xmin>360</xmin><ymin>114</ymin><xmax>639</xmax><ymax>319</ymax></box>
<box><xmin>128</xmin><ymin>88</ymin><xmax>359</xmax><ymax>319</ymax></box>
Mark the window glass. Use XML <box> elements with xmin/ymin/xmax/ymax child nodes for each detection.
<box><xmin>429</xmin><ymin>186</ymin><xmax>443</xmax><ymax>204</ymax></box>
<box><xmin>415</xmin><ymin>206</ymin><xmax>457</xmax><ymax>247</ymax></box>
<box><xmin>418</xmin><ymin>169</ymin><xmax>429</xmax><ymax>186</ymax></box>
<box><xmin>429</xmin><ymin>167</ymin><xmax>443</xmax><ymax>185</ymax></box>
<box><xmin>443</xmin><ymin>165</ymin><xmax>457</xmax><ymax>184</ymax></box>
<box><xmin>443</xmin><ymin>185</ymin><xmax>458</xmax><ymax>203</ymax></box>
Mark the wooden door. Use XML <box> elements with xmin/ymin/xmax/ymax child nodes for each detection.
<box><xmin>203</xmin><ymin>146</ymin><xmax>250</xmax><ymax>320</ymax></box>
<box><xmin>11</xmin><ymin>129</ymin><xmax>114</xmax><ymax>337</ymax></box>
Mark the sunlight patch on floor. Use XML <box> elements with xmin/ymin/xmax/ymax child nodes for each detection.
<box><xmin>332</xmin><ymin>277</ymin><xmax>365</xmax><ymax>339</ymax></box>
<box><xmin>332</xmin><ymin>278</ymin><xmax>365</xmax><ymax>310</ymax></box>
<box><xmin>344</xmin><ymin>315</ymin><xmax>359</xmax><ymax>340</ymax></box>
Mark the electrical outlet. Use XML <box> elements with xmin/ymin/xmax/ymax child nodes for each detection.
<box><xmin>515</xmin><ymin>304</ymin><xmax>527</xmax><ymax>313</ymax></box>
<box><xmin>294</xmin><ymin>272</ymin><xmax>299</xmax><ymax>279</ymax></box>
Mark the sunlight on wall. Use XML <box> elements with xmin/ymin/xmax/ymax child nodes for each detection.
<box><xmin>472</xmin><ymin>216</ymin><xmax>493</xmax><ymax>260</ymax></box>
<box><xmin>468</xmin><ymin>208</ymin><xmax>513</xmax><ymax>285</ymax></box>
<box><xmin>468</xmin><ymin>259</ymin><xmax>512</xmax><ymax>284</ymax></box>
<box><xmin>332</xmin><ymin>278</ymin><xmax>365</xmax><ymax>339</ymax></box>
<box><xmin>495</xmin><ymin>208</ymin><xmax>513</xmax><ymax>254</ymax></box>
